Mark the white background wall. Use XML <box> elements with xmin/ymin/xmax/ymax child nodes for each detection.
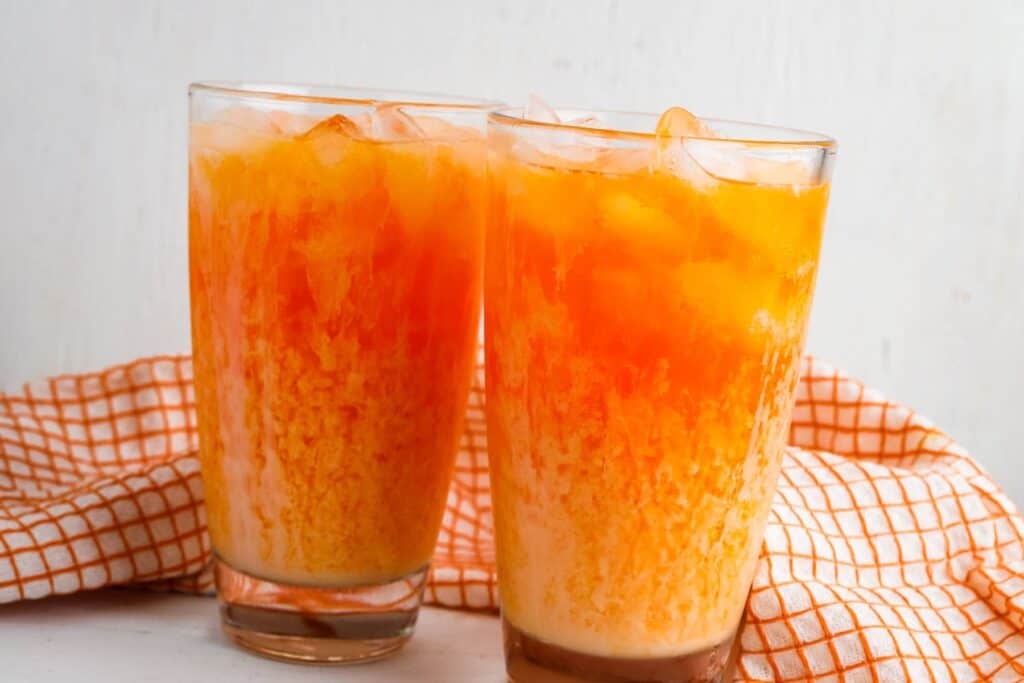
<box><xmin>1</xmin><ymin>0</ymin><xmax>1022</xmax><ymax>503</ymax></box>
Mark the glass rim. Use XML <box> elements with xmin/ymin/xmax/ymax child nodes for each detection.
<box><xmin>489</xmin><ymin>107</ymin><xmax>837</xmax><ymax>149</ymax></box>
<box><xmin>189</xmin><ymin>81</ymin><xmax>503</xmax><ymax>110</ymax></box>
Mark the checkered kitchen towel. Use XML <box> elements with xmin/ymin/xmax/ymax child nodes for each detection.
<box><xmin>1</xmin><ymin>354</ymin><xmax>1022</xmax><ymax>681</ymax></box>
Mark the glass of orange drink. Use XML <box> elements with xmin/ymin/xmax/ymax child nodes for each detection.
<box><xmin>485</xmin><ymin>103</ymin><xmax>836</xmax><ymax>682</ymax></box>
<box><xmin>188</xmin><ymin>83</ymin><xmax>493</xmax><ymax>663</ymax></box>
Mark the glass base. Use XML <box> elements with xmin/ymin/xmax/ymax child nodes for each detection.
<box><xmin>215</xmin><ymin>558</ymin><xmax>428</xmax><ymax>664</ymax></box>
<box><xmin>503</xmin><ymin>616</ymin><xmax>743</xmax><ymax>683</ymax></box>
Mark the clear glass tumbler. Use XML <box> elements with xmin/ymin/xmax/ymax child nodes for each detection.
<box><xmin>188</xmin><ymin>83</ymin><xmax>493</xmax><ymax>663</ymax></box>
<box><xmin>485</xmin><ymin>107</ymin><xmax>836</xmax><ymax>682</ymax></box>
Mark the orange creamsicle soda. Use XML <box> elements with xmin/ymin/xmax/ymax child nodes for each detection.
<box><xmin>188</xmin><ymin>83</ymin><xmax>491</xmax><ymax>663</ymax></box>
<box><xmin>485</xmin><ymin>103</ymin><xmax>835</xmax><ymax>682</ymax></box>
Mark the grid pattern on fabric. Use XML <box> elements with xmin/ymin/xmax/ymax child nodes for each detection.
<box><xmin>741</xmin><ymin>358</ymin><xmax>1024</xmax><ymax>682</ymax></box>
<box><xmin>0</xmin><ymin>357</ymin><xmax>209</xmax><ymax>602</ymax></box>
<box><xmin>424</xmin><ymin>345</ymin><xmax>498</xmax><ymax>610</ymax></box>
<box><xmin>1</xmin><ymin>353</ymin><xmax>1022</xmax><ymax>681</ymax></box>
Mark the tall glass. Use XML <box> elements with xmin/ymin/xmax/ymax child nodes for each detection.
<box><xmin>486</xmin><ymin>108</ymin><xmax>835</xmax><ymax>682</ymax></box>
<box><xmin>188</xmin><ymin>83</ymin><xmax>492</xmax><ymax>663</ymax></box>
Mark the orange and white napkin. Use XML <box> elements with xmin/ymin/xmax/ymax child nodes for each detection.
<box><xmin>1</xmin><ymin>354</ymin><xmax>1022</xmax><ymax>681</ymax></box>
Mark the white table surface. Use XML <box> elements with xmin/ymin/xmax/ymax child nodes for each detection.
<box><xmin>0</xmin><ymin>590</ymin><xmax>506</xmax><ymax>682</ymax></box>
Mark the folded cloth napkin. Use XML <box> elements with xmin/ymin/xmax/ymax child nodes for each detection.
<box><xmin>1</xmin><ymin>354</ymin><xmax>1021</xmax><ymax>681</ymax></box>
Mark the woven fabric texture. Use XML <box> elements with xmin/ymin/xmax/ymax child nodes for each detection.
<box><xmin>1</xmin><ymin>354</ymin><xmax>1022</xmax><ymax>681</ymax></box>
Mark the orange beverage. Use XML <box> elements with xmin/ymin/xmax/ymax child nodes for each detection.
<box><xmin>188</xmin><ymin>83</ymin><xmax>492</xmax><ymax>663</ymax></box>
<box><xmin>486</xmin><ymin>106</ymin><xmax>835</xmax><ymax>681</ymax></box>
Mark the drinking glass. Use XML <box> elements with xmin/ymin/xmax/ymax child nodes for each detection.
<box><xmin>188</xmin><ymin>83</ymin><xmax>493</xmax><ymax>663</ymax></box>
<box><xmin>485</xmin><ymin>106</ymin><xmax>836</xmax><ymax>682</ymax></box>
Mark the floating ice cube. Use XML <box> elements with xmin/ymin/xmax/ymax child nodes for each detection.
<box><xmin>526</xmin><ymin>94</ymin><xmax>561</xmax><ymax>123</ymax></box>
<box><xmin>593</xmin><ymin>147</ymin><xmax>653</xmax><ymax>175</ymax></box>
<box><xmin>517</xmin><ymin>95</ymin><xmax>605</xmax><ymax>169</ymax></box>
<box><xmin>415</xmin><ymin>114</ymin><xmax>478</xmax><ymax>142</ymax></box>
<box><xmin>300</xmin><ymin>113</ymin><xmax>361</xmax><ymax>139</ymax></box>
<box><xmin>655</xmin><ymin>106</ymin><xmax>714</xmax><ymax>139</ymax></box>
<box><xmin>654</xmin><ymin>106</ymin><xmax>816</xmax><ymax>186</ymax></box>
<box><xmin>655</xmin><ymin>140</ymin><xmax>718</xmax><ymax>190</ymax></box>
<box><xmin>191</xmin><ymin>106</ymin><xmax>283</xmax><ymax>156</ymax></box>
<box><xmin>269</xmin><ymin>110</ymin><xmax>320</xmax><ymax>136</ymax></box>
<box><xmin>650</xmin><ymin>106</ymin><xmax>718</xmax><ymax>188</ymax></box>
<box><xmin>217</xmin><ymin>106</ymin><xmax>282</xmax><ymax>134</ymax></box>
<box><xmin>369</xmin><ymin>104</ymin><xmax>425</xmax><ymax>141</ymax></box>
<box><xmin>297</xmin><ymin>114</ymin><xmax>362</xmax><ymax>165</ymax></box>
<box><xmin>682</xmin><ymin>140</ymin><xmax>817</xmax><ymax>186</ymax></box>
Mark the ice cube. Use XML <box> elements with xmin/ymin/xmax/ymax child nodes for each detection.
<box><xmin>217</xmin><ymin>106</ymin><xmax>282</xmax><ymax>135</ymax></box>
<box><xmin>190</xmin><ymin>122</ymin><xmax>250</xmax><ymax>156</ymax></box>
<box><xmin>512</xmin><ymin>138</ymin><xmax>600</xmax><ymax>170</ymax></box>
<box><xmin>190</xmin><ymin>105</ymin><xmax>286</xmax><ymax>156</ymax></box>
<box><xmin>652</xmin><ymin>106</ymin><xmax>721</xmax><ymax>189</ymax></box>
<box><xmin>525</xmin><ymin>94</ymin><xmax>561</xmax><ymax>123</ymax></box>
<box><xmin>300</xmin><ymin>113</ymin><xmax>361</xmax><ymax>139</ymax></box>
<box><xmin>526</xmin><ymin>95</ymin><xmax>601</xmax><ymax>127</ymax></box>
<box><xmin>655</xmin><ymin>106</ymin><xmax>714</xmax><ymax>139</ymax></box>
<box><xmin>736</xmin><ymin>152</ymin><xmax>816</xmax><ymax>185</ymax></box>
<box><xmin>655</xmin><ymin>107</ymin><xmax>817</xmax><ymax>185</ymax></box>
<box><xmin>298</xmin><ymin>114</ymin><xmax>362</xmax><ymax>165</ymax></box>
<box><xmin>674</xmin><ymin>139</ymin><xmax>818</xmax><ymax>185</ymax></box>
<box><xmin>594</xmin><ymin>147</ymin><xmax>654</xmax><ymax>175</ymax></box>
<box><xmin>415</xmin><ymin>114</ymin><xmax>478</xmax><ymax>142</ymax></box>
<box><xmin>656</xmin><ymin>140</ymin><xmax>718</xmax><ymax>190</ymax></box>
<box><xmin>269</xmin><ymin>110</ymin><xmax>320</xmax><ymax>136</ymax></box>
<box><xmin>369</xmin><ymin>104</ymin><xmax>425</xmax><ymax>141</ymax></box>
<box><xmin>516</xmin><ymin>95</ymin><xmax>607</xmax><ymax>169</ymax></box>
